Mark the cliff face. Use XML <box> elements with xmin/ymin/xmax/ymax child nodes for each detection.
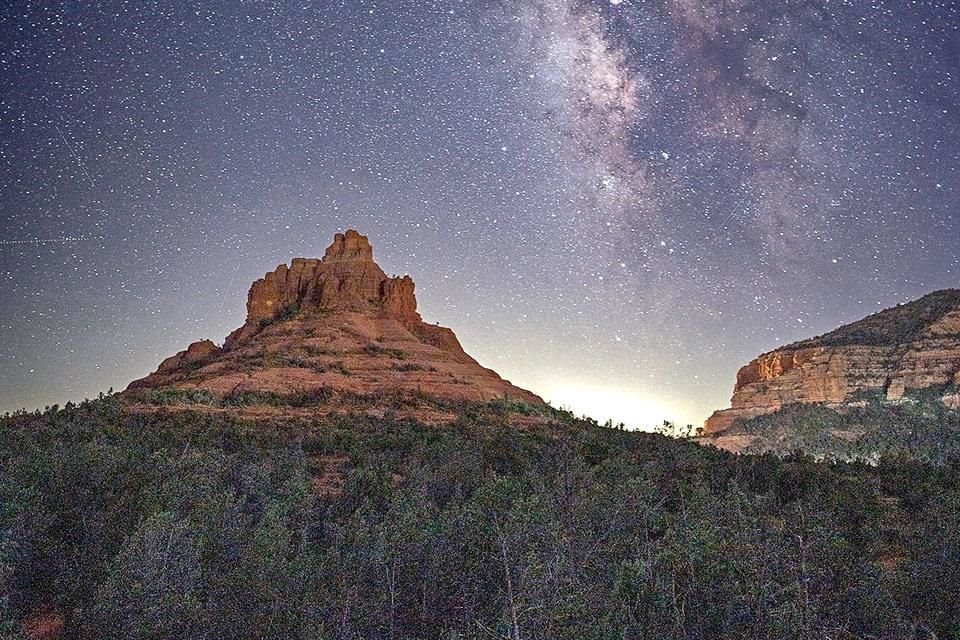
<box><xmin>225</xmin><ymin>230</ymin><xmax>423</xmax><ymax>346</ymax></box>
<box><xmin>125</xmin><ymin>230</ymin><xmax>544</xmax><ymax>418</ymax></box>
<box><xmin>705</xmin><ymin>290</ymin><xmax>960</xmax><ymax>435</ymax></box>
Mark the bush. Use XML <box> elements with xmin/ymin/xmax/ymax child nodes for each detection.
<box><xmin>329</xmin><ymin>361</ymin><xmax>351</xmax><ymax>376</ymax></box>
<box><xmin>391</xmin><ymin>363</ymin><xmax>430</xmax><ymax>372</ymax></box>
<box><xmin>222</xmin><ymin>390</ymin><xmax>286</xmax><ymax>407</ymax></box>
<box><xmin>145</xmin><ymin>389</ymin><xmax>215</xmax><ymax>406</ymax></box>
<box><xmin>364</xmin><ymin>343</ymin><xmax>407</xmax><ymax>360</ymax></box>
<box><xmin>278</xmin><ymin>303</ymin><xmax>300</xmax><ymax>321</ymax></box>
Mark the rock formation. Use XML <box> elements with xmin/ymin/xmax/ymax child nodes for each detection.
<box><xmin>705</xmin><ymin>290</ymin><xmax>960</xmax><ymax>436</ymax></box>
<box><xmin>125</xmin><ymin>230</ymin><xmax>544</xmax><ymax>417</ymax></box>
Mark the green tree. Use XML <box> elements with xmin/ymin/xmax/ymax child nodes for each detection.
<box><xmin>85</xmin><ymin>511</ymin><xmax>203</xmax><ymax>639</ymax></box>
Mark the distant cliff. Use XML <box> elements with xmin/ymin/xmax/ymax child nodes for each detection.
<box><xmin>704</xmin><ymin>290</ymin><xmax>960</xmax><ymax>449</ymax></box>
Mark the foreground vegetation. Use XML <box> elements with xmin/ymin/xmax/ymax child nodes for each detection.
<box><xmin>2</xmin><ymin>396</ymin><xmax>959</xmax><ymax>639</ymax></box>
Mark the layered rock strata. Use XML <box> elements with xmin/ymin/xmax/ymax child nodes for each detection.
<box><xmin>126</xmin><ymin>230</ymin><xmax>543</xmax><ymax>412</ymax></box>
<box><xmin>705</xmin><ymin>290</ymin><xmax>960</xmax><ymax>434</ymax></box>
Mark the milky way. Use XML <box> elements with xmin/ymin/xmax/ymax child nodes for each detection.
<box><xmin>1</xmin><ymin>1</ymin><xmax>958</xmax><ymax>426</ymax></box>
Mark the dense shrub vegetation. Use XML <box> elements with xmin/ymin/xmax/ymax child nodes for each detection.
<box><xmin>2</xmin><ymin>397</ymin><xmax>959</xmax><ymax>639</ymax></box>
<box><xmin>784</xmin><ymin>289</ymin><xmax>960</xmax><ymax>349</ymax></box>
<box><xmin>736</xmin><ymin>386</ymin><xmax>960</xmax><ymax>464</ymax></box>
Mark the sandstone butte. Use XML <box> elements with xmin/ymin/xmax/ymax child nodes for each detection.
<box><xmin>703</xmin><ymin>289</ymin><xmax>960</xmax><ymax>449</ymax></box>
<box><xmin>124</xmin><ymin>229</ymin><xmax>544</xmax><ymax>420</ymax></box>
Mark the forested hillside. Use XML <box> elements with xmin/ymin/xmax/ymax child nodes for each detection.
<box><xmin>2</xmin><ymin>397</ymin><xmax>958</xmax><ymax>639</ymax></box>
<box><xmin>726</xmin><ymin>386</ymin><xmax>960</xmax><ymax>462</ymax></box>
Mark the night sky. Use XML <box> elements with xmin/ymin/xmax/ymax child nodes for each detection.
<box><xmin>1</xmin><ymin>1</ymin><xmax>959</xmax><ymax>427</ymax></box>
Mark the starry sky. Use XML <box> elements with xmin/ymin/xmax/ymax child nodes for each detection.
<box><xmin>1</xmin><ymin>0</ymin><xmax>959</xmax><ymax>427</ymax></box>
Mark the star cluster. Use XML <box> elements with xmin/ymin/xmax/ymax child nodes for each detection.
<box><xmin>1</xmin><ymin>0</ymin><xmax>958</xmax><ymax>426</ymax></box>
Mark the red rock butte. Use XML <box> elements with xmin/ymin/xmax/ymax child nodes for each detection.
<box><xmin>125</xmin><ymin>229</ymin><xmax>544</xmax><ymax>418</ymax></box>
<box><xmin>704</xmin><ymin>289</ymin><xmax>960</xmax><ymax>442</ymax></box>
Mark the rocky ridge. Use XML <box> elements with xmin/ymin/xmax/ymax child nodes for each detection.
<box><xmin>703</xmin><ymin>290</ymin><xmax>960</xmax><ymax>447</ymax></box>
<box><xmin>125</xmin><ymin>230</ymin><xmax>543</xmax><ymax>419</ymax></box>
